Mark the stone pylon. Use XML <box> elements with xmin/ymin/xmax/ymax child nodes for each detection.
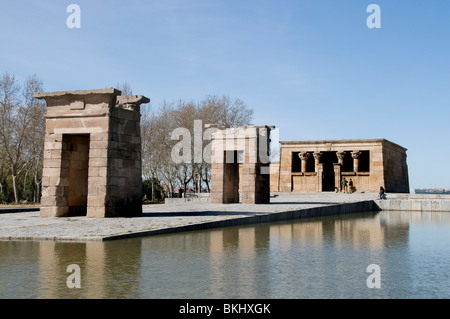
<box><xmin>208</xmin><ymin>125</ymin><xmax>275</xmax><ymax>204</ymax></box>
<box><xmin>34</xmin><ymin>89</ymin><xmax>149</xmax><ymax>217</ymax></box>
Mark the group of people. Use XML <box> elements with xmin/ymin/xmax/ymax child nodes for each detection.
<box><xmin>339</xmin><ymin>178</ymin><xmax>387</xmax><ymax>200</ymax></box>
<box><xmin>340</xmin><ymin>177</ymin><xmax>354</xmax><ymax>194</ymax></box>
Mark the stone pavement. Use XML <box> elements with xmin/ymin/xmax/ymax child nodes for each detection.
<box><xmin>0</xmin><ymin>193</ymin><xmax>380</xmax><ymax>242</ymax></box>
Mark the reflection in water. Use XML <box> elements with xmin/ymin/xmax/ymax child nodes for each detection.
<box><xmin>1</xmin><ymin>211</ymin><xmax>450</xmax><ymax>298</ymax></box>
<box><xmin>32</xmin><ymin>240</ymin><xmax>143</xmax><ymax>298</ymax></box>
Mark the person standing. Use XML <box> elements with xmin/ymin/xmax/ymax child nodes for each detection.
<box><xmin>341</xmin><ymin>178</ymin><xmax>348</xmax><ymax>193</ymax></box>
<box><xmin>349</xmin><ymin>179</ymin><xmax>354</xmax><ymax>194</ymax></box>
<box><xmin>379</xmin><ymin>186</ymin><xmax>386</xmax><ymax>199</ymax></box>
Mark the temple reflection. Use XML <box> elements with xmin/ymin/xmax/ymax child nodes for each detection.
<box><xmin>37</xmin><ymin>240</ymin><xmax>142</xmax><ymax>298</ymax></box>
<box><xmin>30</xmin><ymin>211</ymin><xmax>450</xmax><ymax>298</ymax></box>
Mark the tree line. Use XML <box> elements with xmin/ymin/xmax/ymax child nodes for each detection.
<box><xmin>0</xmin><ymin>73</ymin><xmax>45</xmax><ymax>204</ymax></box>
<box><xmin>141</xmin><ymin>92</ymin><xmax>254</xmax><ymax>200</ymax></box>
<box><xmin>0</xmin><ymin>73</ymin><xmax>254</xmax><ymax>204</ymax></box>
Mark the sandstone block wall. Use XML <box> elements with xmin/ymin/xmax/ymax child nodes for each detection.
<box><xmin>382</xmin><ymin>141</ymin><xmax>410</xmax><ymax>193</ymax></box>
<box><xmin>209</xmin><ymin>125</ymin><xmax>274</xmax><ymax>204</ymax></box>
<box><xmin>273</xmin><ymin>139</ymin><xmax>409</xmax><ymax>194</ymax></box>
<box><xmin>269</xmin><ymin>162</ymin><xmax>280</xmax><ymax>192</ymax></box>
<box><xmin>35</xmin><ymin>89</ymin><xmax>149</xmax><ymax>218</ymax></box>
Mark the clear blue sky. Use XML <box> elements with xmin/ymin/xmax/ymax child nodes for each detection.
<box><xmin>1</xmin><ymin>0</ymin><xmax>449</xmax><ymax>190</ymax></box>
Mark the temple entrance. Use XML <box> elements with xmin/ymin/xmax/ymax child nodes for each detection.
<box><xmin>223</xmin><ymin>150</ymin><xmax>240</xmax><ymax>203</ymax></box>
<box><xmin>63</xmin><ymin>134</ymin><xmax>90</xmax><ymax>216</ymax></box>
<box><xmin>210</xmin><ymin>125</ymin><xmax>273</xmax><ymax>204</ymax></box>
<box><xmin>321</xmin><ymin>151</ymin><xmax>337</xmax><ymax>191</ymax></box>
<box><xmin>36</xmin><ymin>89</ymin><xmax>148</xmax><ymax>218</ymax></box>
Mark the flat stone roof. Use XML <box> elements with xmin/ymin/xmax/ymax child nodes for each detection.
<box><xmin>34</xmin><ymin>88</ymin><xmax>121</xmax><ymax>99</ymax></box>
<box><xmin>205</xmin><ymin>124</ymin><xmax>275</xmax><ymax>129</ymax></box>
<box><xmin>280</xmin><ymin>138</ymin><xmax>407</xmax><ymax>151</ymax></box>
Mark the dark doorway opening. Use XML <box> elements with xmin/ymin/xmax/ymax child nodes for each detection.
<box><xmin>291</xmin><ymin>152</ymin><xmax>301</xmax><ymax>172</ymax></box>
<box><xmin>342</xmin><ymin>151</ymin><xmax>354</xmax><ymax>172</ymax></box>
<box><xmin>223</xmin><ymin>150</ymin><xmax>240</xmax><ymax>203</ymax></box>
<box><xmin>306</xmin><ymin>152</ymin><xmax>315</xmax><ymax>172</ymax></box>
<box><xmin>321</xmin><ymin>151</ymin><xmax>338</xmax><ymax>191</ymax></box>
<box><xmin>63</xmin><ymin>134</ymin><xmax>90</xmax><ymax>216</ymax></box>
<box><xmin>358</xmin><ymin>150</ymin><xmax>370</xmax><ymax>172</ymax></box>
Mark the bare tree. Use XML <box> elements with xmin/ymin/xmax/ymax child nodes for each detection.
<box><xmin>199</xmin><ymin>95</ymin><xmax>254</xmax><ymax>127</ymax></box>
<box><xmin>195</xmin><ymin>95</ymin><xmax>254</xmax><ymax>191</ymax></box>
<box><xmin>0</xmin><ymin>73</ymin><xmax>22</xmax><ymax>203</ymax></box>
<box><xmin>0</xmin><ymin>159</ymin><xmax>8</xmax><ymax>202</ymax></box>
<box><xmin>0</xmin><ymin>73</ymin><xmax>45</xmax><ymax>203</ymax></box>
<box><xmin>23</xmin><ymin>75</ymin><xmax>45</xmax><ymax>202</ymax></box>
<box><xmin>116</xmin><ymin>82</ymin><xmax>133</xmax><ymax>96</ymax></box>
<box><xmin>141</xmin><ymin>100</ymin><xmax>180</xmax><ymax>197</ymax></box>
<box><xmin>139</xmin><ymin>94</ymin><xmax>254</xmax><ymax>195</ymax></box>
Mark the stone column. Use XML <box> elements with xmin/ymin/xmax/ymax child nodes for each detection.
<box><xmin>313</xmin><ymin>152</ymin><xmax>323</xmax><ymax>172</ymax></box>
<box><xmin>352</xmin><ymin>151</ymin><xmax>361</xmax><ymax>173</ymax></box>
<box><xmin>336</xmin><ymin>151</ymin><xmax>346</xmax><ymax>166</ymax></box>
<box><xmin>316</xmin><ymin>163</ymin><xmax>323</xmax><ymax>192</ymax></box>
<box><xmin>298</xmin><ymin>152</ymin><xmax>310</xmax><ymax>173</ymax></box>
<box><xmin>334</xmin><ymin>163</ymin><xmax>341</xmax><ymax>191</ymax></box>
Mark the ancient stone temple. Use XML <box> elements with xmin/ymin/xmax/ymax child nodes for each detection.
<box><xmin>209</xmin><ymin>125</ymin><xmax>275</xmax><ymax>204</ymax></box>
<box><xmin>271</xmin><ymin>139</ymin><xmax>409</xmax><ymax>194</ymax></box>
<box><xmin>34</xmin><ymin>89</ymin><xmax>149</xmax><ymax>218</ymax></box>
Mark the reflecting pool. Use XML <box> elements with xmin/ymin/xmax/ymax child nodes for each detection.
<box><xmin>1</xmin><ymin>210</ymin><xmax>450</xmax><ymax>299</ymax></box>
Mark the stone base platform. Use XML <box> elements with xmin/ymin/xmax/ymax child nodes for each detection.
<box><xmin>375</xmin><ymin>193</ymin><xmax>450</xmax><ymax>212</ymax></box>
<box><xmin>2</xmin><ymin>192</ymin><xmax>449</xmax><ymax>242</ymax></box>
<box><xmin>0</xmin><ymin>193</ymin><xmax>379</xmax><ymax>242</ymax></box>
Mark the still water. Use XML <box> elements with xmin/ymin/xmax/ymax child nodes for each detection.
<box><xmin>1</xmin><ymin>210</ymin><xmax>450</xmax><ymax>299</ymax></box>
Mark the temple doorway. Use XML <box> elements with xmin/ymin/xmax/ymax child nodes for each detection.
<box><xmin>63</xmin><ymin>134</ymin><xmax>90</xmax><ymax>216</ymax></box>
<box><xmin>222</xmin><ymin>150</ymin><xmax>241</xmax><ymax>203</ymax></box>
<box><xmin>321</xmin><ymin>151</ymin><xmax>337</xmax><ymax>192</ymax></box>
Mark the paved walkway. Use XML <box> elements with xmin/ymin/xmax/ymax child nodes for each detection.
<box><xmin>0</xmin><ymin>193</ymin><xmax>379</xmax><ymax>242</ymax></box>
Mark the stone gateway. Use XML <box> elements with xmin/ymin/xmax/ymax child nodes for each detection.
<box><xmin>209</xmin><ymin>125</ymin><xmax>275</xmax><ymax>204</ymax></box>
<box><xmin>34</xmin><ymin>89</ymin><xmax>149</xmax><ymax>218</ymax></box>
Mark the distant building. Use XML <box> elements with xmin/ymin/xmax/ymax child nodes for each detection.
<box><xmin>415</xmin><ymin>189</ymin><xmax>450</xmax><ymax>195</ymax></box>
<box><xmin>271</xmin><ymin>138</ymin><xmax>409</xmax><ymax>193</ymax></box>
